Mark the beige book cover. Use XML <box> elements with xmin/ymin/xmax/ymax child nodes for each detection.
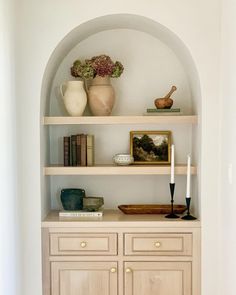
<box><xmin>87</xmin><ymin>135</ymin><xmax>94</xmax><ymax>166</ymax></box>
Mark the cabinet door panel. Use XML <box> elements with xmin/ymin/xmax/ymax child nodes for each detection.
<box><xmin>52</xmin><ymin>261</ymin><xmax>117</xmax><ymax>295</ymax></box>
<box><xmin>124</xmin><ymin>261</ymin><xmax>191</xmax><ymax>295</ymax></box>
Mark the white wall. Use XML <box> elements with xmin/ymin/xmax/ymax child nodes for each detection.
<box><xmin>15</xmin><ymin>1</ymin><xmax>221</xmax><ymax>294</ymax></box>
<box><xmin>0</xmin><ymin>0</ymin><xmax>19</xmax><ymax>294</ymax></box>
<box><xmin>220</xmin><ymin>0</ymin><xmax>236</xmax><ymax>294</ymax></box>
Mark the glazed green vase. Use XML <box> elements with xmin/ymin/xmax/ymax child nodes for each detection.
<box><xmin>60</xmin><ymin>188</ymin><xmax>86</xmax><ymax>211</ymax></box>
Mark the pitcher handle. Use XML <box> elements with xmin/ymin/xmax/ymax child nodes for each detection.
<box><xmin>60</xmin><ymin>83</ymin><xmax>66</xmax><ymax>97</ymax></box>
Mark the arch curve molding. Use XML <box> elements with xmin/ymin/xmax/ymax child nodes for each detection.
<box><xmin>41</xmin><ymin>13</ymin><xmax>201</xmax><ymax>116</ymax></box>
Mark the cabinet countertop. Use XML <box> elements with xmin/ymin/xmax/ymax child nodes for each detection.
<box><xmin>42</xmin><ymin>210</ymin><xmax>201</xmax><ymax>228</ymax></box>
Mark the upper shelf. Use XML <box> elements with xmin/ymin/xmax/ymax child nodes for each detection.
<box><xmin>43</xmin><ymin>115</ymin><xmax>198</xmax><ymax>125</ymax></box>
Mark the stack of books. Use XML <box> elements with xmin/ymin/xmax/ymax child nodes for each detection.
<box><xmin>144</xmin><ymin>108</ymin><xmax>182</xmax><ymax>115</ymax></box>
<box><xmin>63</xmin><ymin>134</ymin><xmax>94</xmax><ymax>167</ymax></box>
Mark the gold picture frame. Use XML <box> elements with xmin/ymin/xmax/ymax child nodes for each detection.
<box><xmin>130</xmin><ymin>131</ymin><xmax>171</xmax><ymax>165</ymax></box>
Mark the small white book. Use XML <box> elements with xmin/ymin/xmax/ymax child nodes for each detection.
<box><xmin>59</xmin><ymin>210</ymin><xmax>103</xmax><ymax>217</ymax></box>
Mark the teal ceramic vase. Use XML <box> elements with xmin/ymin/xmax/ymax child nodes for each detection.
<box><xmin>60</xmin><ymin>188</ymin><xmax>86</xmax><ymax>211</ymax></box>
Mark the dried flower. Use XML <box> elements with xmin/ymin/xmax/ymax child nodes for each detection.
<box><xmin>71</xmin><ymin>55</ymin><xmax>124</xmax><ymax>79</ymax></box>
<box><xmin>90</xmin><ymin>55</ymin><xmax>114</xmax><ymax>77</ymax></box>
<box><xmin>70</xmin><ymin>60</ymin><xmax>83</xmax><ymax>77</ymax></box>
<box><xmin>111</xmin><ymin>61</ymin><xmax>124</xmax><ymax>78</ymax></box>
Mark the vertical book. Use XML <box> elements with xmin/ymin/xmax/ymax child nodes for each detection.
<box><xmin>87</xmin><ymin>135</ymin><xmax>95</xmax><ymax>166</ymax></box>
<box><xmin>63</xmin><ymin>136</ymin><xmax>70</xmax><ymax>166</ymax></box>
<box><xmin>71</xmin><ymin>135</ymin><xmax>77</xmax><ymax>166</ymax></box>
<box><xmin>80</xmin><ymin>134</ymin><xmax>87</xmax><ymax>166</ymax></box>
<box><xmin>76</xmin><ymin>134</ymin><xmax>81</xmax><ymax>166</ymax></box>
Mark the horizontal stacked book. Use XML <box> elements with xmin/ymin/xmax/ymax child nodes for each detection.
<box><xmin>63</xmin><ymin>134</ymin><xmax>95</xmax><ymax>167</ymax></box>
<box><xmin>144</xmin><ymin>108</ymin><xmax>182</xmax><ymax>115</ymax></box>
<box><xmin>59</xmin><ymin>210</ymin><xmax>103</xmax><ymax>217</ymax></box>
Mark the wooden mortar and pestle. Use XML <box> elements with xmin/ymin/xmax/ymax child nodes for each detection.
<box><xmin>154</xmin><ymin>86</ymin><xmax>177</xmax><ymax>109</ymax></box>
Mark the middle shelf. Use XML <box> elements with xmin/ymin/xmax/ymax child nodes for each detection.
<box><xmin>44</xmin><ymin>164</ymin><xmax>197</xmax><ymax>176</ymax></box>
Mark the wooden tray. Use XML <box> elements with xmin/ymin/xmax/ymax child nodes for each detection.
<box><xmin>118</xmin><ymin>204</ymin><xmax>186</xmax><ymax>215</ymax></box>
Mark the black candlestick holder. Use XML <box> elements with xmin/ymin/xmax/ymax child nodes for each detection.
<box><xmin>181</xmin><ymin>197</ymin><xmax>196</xmax><ymax>220</ymax></box>
<box><xmin>165</xmin><ymin>183</ymin><xmax>180</xmax><ymax>219</ymax></box>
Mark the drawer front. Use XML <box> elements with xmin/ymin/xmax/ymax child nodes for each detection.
<box><xmin>50</xmin><ymin>233</ymin><xmax>117</xmax><ymax>255</ymax></box>
<box><xmin>124</xmin><ymin>233</ymin><xmax>192</xmax><ymax>256</ymax></box>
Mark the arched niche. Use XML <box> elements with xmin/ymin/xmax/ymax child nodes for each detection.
<box><xmin>41</xmin><ymin>14</ymin><xmax>201</xmax><ymax>116</ymax></box>
<box><xmin>40</xmin><ymin>14</ymin><xmax>201</xmax><ymax>218</ymax></box>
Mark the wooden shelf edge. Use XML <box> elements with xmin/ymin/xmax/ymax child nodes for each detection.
<box><xmin>43</xmin><ymin>115</ymin><xmax>198</xmax><ymax>125</ymax></box>
<box><xmin>41</xmin><ymin>210</ymin><xmax>201</xmax><ymax>228</ymax></box>
<box><xmin>44</xmin><ymin>165</ymin><xmax>197</xmax><ymax>176</ymax></box>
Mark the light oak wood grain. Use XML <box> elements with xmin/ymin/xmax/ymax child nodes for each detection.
<box><xmin>42</xmin><ymin>213</ymin><xmax>200</xmax><ymax>295</ymax></box>
<box><xmin>43</xmin><ymin>115</ymin><xmax>198</xmax><ymax>125</ymax></box>
<box><xmin>124</xmin><ymin>261</ymin><xmax>191</xmax><ymax>295</ymax></box>
<box><xmin>50</xmin><ymin>233</ymin><xmax>117</xmax><ymax>256</ymax></box>
<box><xmin>44</xmin><ymin>165</ymin><xmax>197</xmax><ymax>176</ymax></box>
<box><xmin>124</xmin><ymin>233</ymin><xmax>192</xmax><ymax>256</ymax></box>
<box><xmin>42</xmin><ymin>210</ymin><xmax>201</xmax><ymax>228</ymax></box>
<box><xmin>51</xmin><ymin>261</ymin><xmax>118</xmax><ymax>295</ymax></box>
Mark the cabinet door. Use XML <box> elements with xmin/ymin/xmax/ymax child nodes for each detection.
<box><xmin>124</xmin><ymin>261</ymin><xmax>191</xmax><ymax>295</ymax></box>
<box><xmin>51</xmin><ymin>261</ymin><xmax>117</xmax><ymax>295</ymax></box>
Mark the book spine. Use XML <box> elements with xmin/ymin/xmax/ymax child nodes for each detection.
<box><xmin>76</xmin><ymin>134</ymin><xmax>81</xmax><ymax>166</ymax></box>
<box><xmin>80</xmin><ymin>134</ymin><xmax>87</xmax><ymax>166</ymax></box>
<box><xmin>63</xmin><ymin>136</ymin><xmax>70</xmax><ymax>166</ymax></box>
<box><xmin>71</xmin><ymin>135</ymin><xmax>77</xmax><ymax>166</ymax></box>
<box><xmin>59</xmin><ymin>212</ymin><xmax>103</xmax><ymax>217</ymax></box>
<box><xmin>86</xmin><ymin>135</ymin><xmax>94</xmax><ymax>166</ymax></box>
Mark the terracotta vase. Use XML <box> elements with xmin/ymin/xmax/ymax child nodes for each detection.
<box><xmin>88</xmin><ymin>76</ymin><xmax>115</xmax><ymax>116</ymax></box>
<box><xmin>60</xmin><ymin>81</ymin><xmax>87</xmax><ymax>116</ymax></box>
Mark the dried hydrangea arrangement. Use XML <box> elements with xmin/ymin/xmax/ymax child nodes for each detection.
<box><xmin>71</xmin><ymin>55</ymin><xmax>124</xmax><ymax>79</ymax></box>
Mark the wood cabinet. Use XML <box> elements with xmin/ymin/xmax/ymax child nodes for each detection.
<box><xmin>42</xmin><ymin>211</ymin><xmax>200</xmax><ymax>295</ymax></box>
<box><xmin>51</xmin><ymin>261</ymin><xmax>118</xmax><ymax>295</ymax></box>
<box><xmin>124</xmin><ymin>261</ymin><xmax>191</xmax><ymax>295</ymax></box>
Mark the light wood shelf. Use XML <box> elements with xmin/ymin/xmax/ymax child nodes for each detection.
<box><xmin>44</xmin><ymin>164</ymin><xmax>197</xmax><ymax>176</ymax></box>
<box><xmin>43</xmin><ymin>115</ymin><xmax>198</xmax><ymax>125</ymax></box>
<box><xmin>42</xmin><ymin>210</ymin><xmax>200</xmax><ymax>228</ymax></box>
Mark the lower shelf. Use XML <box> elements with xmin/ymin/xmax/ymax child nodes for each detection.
<box><xmin>44</xmin><ymin>164</ymin><xmax>197</xmax><ymax>176</ymax></box>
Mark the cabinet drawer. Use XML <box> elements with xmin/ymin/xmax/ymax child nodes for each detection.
<box><xmin>124</xmin><ymin>233</ymin><xmax>192</xmax><ymax>256</ymax></box>
<box><xmin>50</xmin><ymin>233</ymin><xmax>117</xmax><ymax>255</ymax></box>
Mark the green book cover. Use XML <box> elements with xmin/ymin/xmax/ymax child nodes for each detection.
<box><xmin>147</xmin><ymin>108</ymin><xmax>181</xmax><ymax>113</ymax></box>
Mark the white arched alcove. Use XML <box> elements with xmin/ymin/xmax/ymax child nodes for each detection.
<box><xmin>40</xmin><ymin>14</ymin><xmax>201</xmax><ymax>219</ymax></box>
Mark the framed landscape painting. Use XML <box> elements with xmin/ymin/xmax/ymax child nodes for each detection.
<box><xmin>130</xmin><ymin>131</ymin><xmax>171</xmax><ymax>164</ymax></box>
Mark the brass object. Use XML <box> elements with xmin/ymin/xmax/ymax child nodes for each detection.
<box><xmin>80</xmin><ymin>241</ymin><xmax>87</xmax><ymax>248</ymax></box>
<box><xmin>125</xmin><ymin>268</ymin><xmax>132</xmax><ymax>273</ymax></box>
<box><xmin>110</xmin><ymin>267</ymin><xmax>117</xmax><ymax>273</ymax></box>
<box><xmin>154</xmin><ymin>241</ymin><xmax>161</xmax><ymax>248</ymax></box>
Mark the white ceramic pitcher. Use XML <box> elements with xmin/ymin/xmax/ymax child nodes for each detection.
<box><xmin>60</xmin><ymin>81</ymin><xmax>87</xmax><ymax>116</ymax></box>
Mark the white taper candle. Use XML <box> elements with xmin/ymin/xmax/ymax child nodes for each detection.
<box><xmin>171</xmin><ymin>144</ymin><xmax>175</xmax><ymax>183</ymax></box>
<box><xmin>186</xmin><ymin>154</ymin><xmax>191</xmax><ymax>198</ymax></box>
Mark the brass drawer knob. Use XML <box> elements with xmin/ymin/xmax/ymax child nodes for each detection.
<box><xmin>154</xmin><ymin>241</ymin><xmax>161</xmax><ymax>248</ymax></box>
<box><xmin>80</xmin><ymin>241</ymin><xmax>87</xmax><ymax>248</ymax></box>
<box><xmin>110</xmin><ymin>267</ymin><xmax>117</xmax><ymax>273</ymax></box>
<box><xmin>125</xmin><ymin>268</ymin><xmax>132</xmax><ymax>273</ymax></box>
